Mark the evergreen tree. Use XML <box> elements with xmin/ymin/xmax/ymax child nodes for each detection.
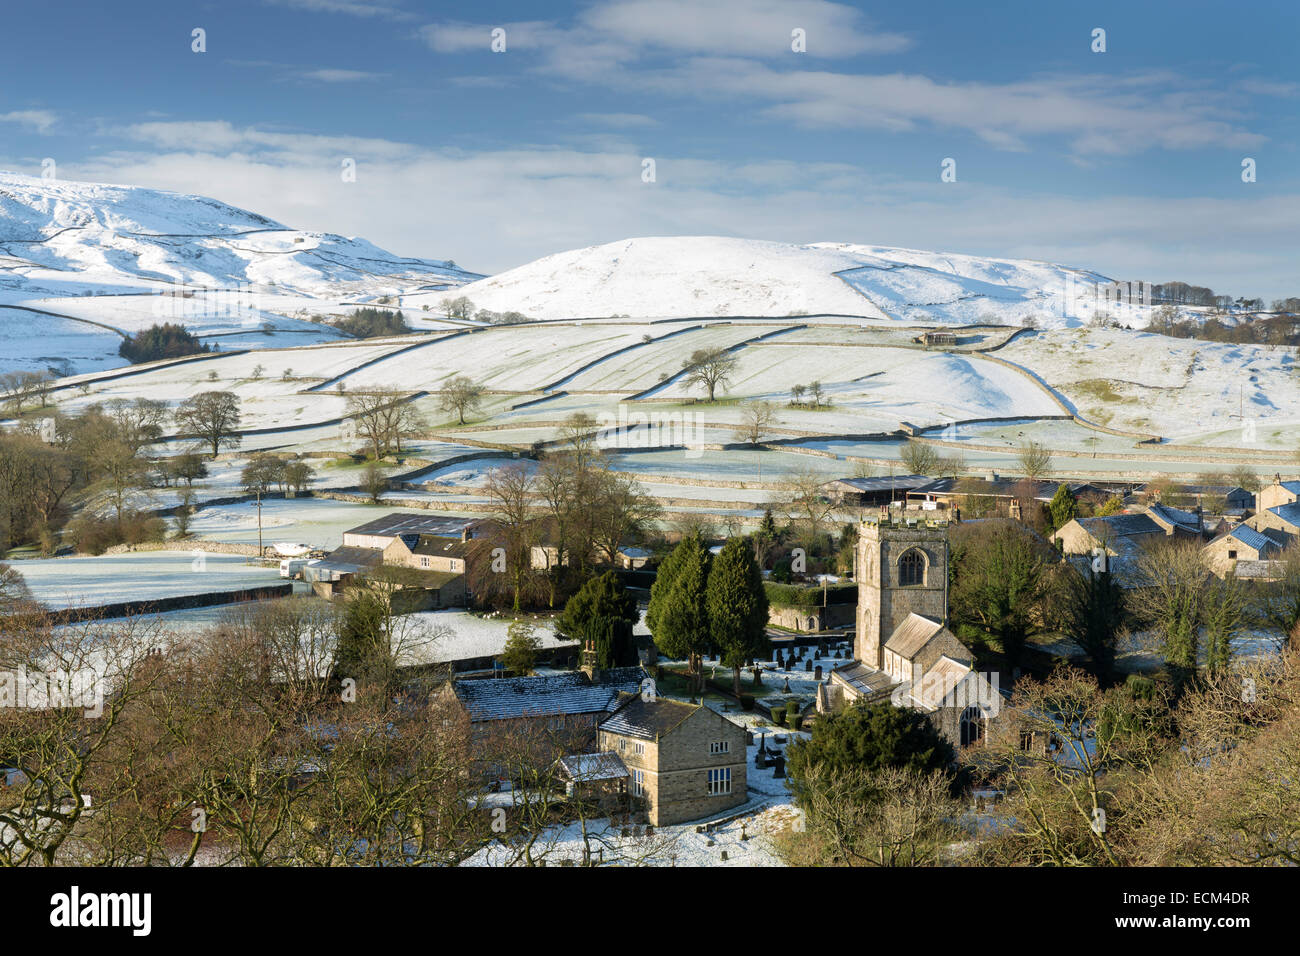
<box><xmin>1059</xmin><ymin>562</ymin><xmax>1126</xmax><ymax>683</ymax></box>
<box><xmin>787</xmin><ymin>702</ymin><xmax>954</xmax><ymax>803</ymax></box>
<box><xmin>556</xmin><ymin>571</ymin><xmax>639</xmax><ymax>668</ymax></box>
<box><xmin>332</xmin><ymin>589</ymin><xmax>395</xmax><ymax>692</ymax></box>
<box><xmin>706</xmin><ymin>538</ymin><xmax>770</xmax><ymax>695</ymax></box>
<box><xmin>499</xmin><ymin>621</ymin><xmax>541</xmax><ymax>675</ymax></box>
<box><xmin>1047</xmin><ymin>483</ymin><xmax>1078</xmax><ymax>532</ymax></box>
<box><xmin>646</xmin><ymin>533</ymin><xmax>696</xmax><ymax>636</ymax></box>
<box><xmin>652</xmin><ymin>537</ymin><xmax>712</xmax><ymax>693</ymax></box>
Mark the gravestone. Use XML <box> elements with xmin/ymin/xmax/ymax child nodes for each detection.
<box><xmin>815</xmin><ymin>665</ymin><xmax>823</xmax><ymax>680</ymax></box>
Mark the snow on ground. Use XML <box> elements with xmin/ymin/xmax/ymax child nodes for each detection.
<box><xmin>0</xmin><ymin>170</ymin><xmax>479</xmax><ymax>374</ymax></box>
<box><xmin>12</xmin><ymin>551</ymin><xmax>280</xmax><ymax>610</ymax></box>
<box><xmin>414</xmin><ymin>236</ymin><xmax>1117</xmax><ymax>327</ymax></box>
<box><xmin>186</xmin><ymin>498</ymin><xmax>449</xmax><ymax>549</ymax></box>
<box><xmin>1002</xmin><ymin>327</ymin><xmax>1300</xmax><ymax>443</ymax></box>
<box><xmin>398</xmin><ymin>609</ymin><xmax>578</xmax><ymax>666</ymax></box>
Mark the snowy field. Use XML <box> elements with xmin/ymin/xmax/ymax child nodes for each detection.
<box><xmin>13</xmin><ymin>551</ymin><xmax>281</xmax><ymax>610</ymax></box>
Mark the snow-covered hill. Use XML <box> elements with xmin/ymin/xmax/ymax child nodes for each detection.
<box><xmin>409</xmin><ymin>236</ymin><xmax>1119</xmax><ymax>326</ymax></box>
<box><xmin>0</xmin><ymin>171</ymin><xmax>480</xmax><ymax>300</ymax></box>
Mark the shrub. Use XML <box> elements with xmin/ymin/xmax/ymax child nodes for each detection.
<box><xmin>739</xmin><ymin>694</ymin><xmax>755</xmax><ymax>712</ymax></box>
<box><xmin>769</xmin><ymin>706</ymin><xmax>786</xmax><ymax>726</ymax></box>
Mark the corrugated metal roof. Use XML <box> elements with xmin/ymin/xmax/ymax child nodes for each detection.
<box><xmin>345</xmin><ymin>513</ymin><xmax>480</xmax><ymax>539</ymax></box>
<box><xmin>884</xmin><ymin>613</ymin><xmax>944</xmax><ymax>659</ymax></box>
<box><xmin>826</xmin><ymin>475</ymin><xmax>931</xmax><ymax>493</ymax></box>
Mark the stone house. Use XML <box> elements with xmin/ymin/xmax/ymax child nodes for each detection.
<box><xmin>1248</xmin><ymin>501</ymin><xmax>1300</xmax><ymax>544</ymax></box>
<box><xmin>382</xmin><ymin>533</ymin><xmax>470</xmax><ymax>573</ymax></box>
<box><xmin>1257</xmin><ymin>475</ymin><xmax>1300</xmax><ymax>513</ymax></box>
<box><xmin>1202</xmin><ymin>524</ymin><xmax>1286</xmax><ymax>577</ymax></box>
<box><xmin>596</xmin><ymin>695</ymin><xmax>748</xmax><ymax>826</ymax></box>
<box><xmin>436</xmin><ymin>665</ymin><xmax>648</xmax><ymax>746</ymax></box>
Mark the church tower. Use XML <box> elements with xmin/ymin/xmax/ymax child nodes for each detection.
<box><xmin>855</xmin><ymin>517</ymin><xmax>949</xmax><ymax>669</ymax></box>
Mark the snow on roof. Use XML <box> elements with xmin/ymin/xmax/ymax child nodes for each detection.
<box><xmin>452</xmin><ymin>668</ymin><xmax>645</xmax><ymax>722</ymax></box>
<box><xmin>600</xmin><ymin>695</ymin><xmax>701</xmax><ymax>740</ymax></box>
<box><xmin>826</xmin><ymin>474</ymin><xmax>931</xmax><ymax>493</ymax></box>
<box><xmin>345</xmin><ymin>513</ymin><xmax>480</xmax><ymax>539</ymax></box>
<box><xmin>556</xmin><ymin>752</ymin><xmax>629</xmax><ymax>782</ymax></box>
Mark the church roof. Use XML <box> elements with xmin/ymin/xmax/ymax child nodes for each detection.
<box><xmin>830</xmin><ymin>662</ymin><xmax>899</xmax><ymax>700</ymax></box>
<box><xmin>884</xmin><ymin>613</ymin><xmax>945</xmax><ymax>660</ymax></box>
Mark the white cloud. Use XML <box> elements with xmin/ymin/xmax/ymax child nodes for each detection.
<box><xmin>299</xmin><ymin>68</ymin><xmax>385</xmax><ymax>82</ymax></box>
<box><xmin>63</xmin><ymin>121</ymin><xmax>1300</xmax><ymax>299</ymax></box>
<box><xmin>267</xmin><ymin>0</ymin><xmax>412</xmax><ymax>19</ymax></box>
<box><xmin>418</xmin><ymin>2</ymin><xmax>1263</xmax><ymax>156</ymax></box>
<box><xmin>0</xmin><ymin>111</ymin><xmax>57</xmax><ymax>134</ymax></box>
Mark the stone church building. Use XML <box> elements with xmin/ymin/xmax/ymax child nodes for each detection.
<box><xmin>819</xmin><ymin>517</ymin><xmax>1001</xmax><ymax>748</ymax></box>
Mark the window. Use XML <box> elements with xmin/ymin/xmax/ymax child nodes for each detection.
<box><xmin>632</xmin><ymin>742</ymin><xmax>645</xmax><ymax>755</ymax></box>
<box><xmin>898</xmin><ymin>549</ymin><xmax>925</xmax><ymax>587</ymax></box>
<box><xmin>960</xmin><ymin>706</ymin><xmax>984</xmax><ymax>747</ymax></box>
<box><xmin>708</xmin><ymin>768</ymin><xmax>731</xmax><ymax>795</ymax></box>
<box><xmin>618</xmin><ymin>738</ymin><xmax>626</xmax><ymax>752</ymax></box>
<box><xmin>420</xmin><ymin>556</ymin><xmax>431</xmax><ymax>568</ymax></box>
<box><xmin>631</xmin><ymin>769</ymin><xmax>645</xmax><ymax>797</ymax></box>
<box><xmin>1227</xmin><ymin>550</ymin><xmax>1237</xmax><ymax>560</ymax></box>
<box><xmin>709</xmin><ymin>741</ymin><xmax>730</xmax><ymax>755</ymax></box>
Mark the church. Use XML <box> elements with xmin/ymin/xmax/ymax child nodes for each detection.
<box><xmin>817</xmin><ymin>516</ymin><xmax>1002</xmax><ymax>748</ymax></box>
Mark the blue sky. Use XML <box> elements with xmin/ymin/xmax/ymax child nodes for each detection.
<box><xmin>2</xmin><ymin>0</ymin><xmax>1297</xmax><ymax>298</ymax></box>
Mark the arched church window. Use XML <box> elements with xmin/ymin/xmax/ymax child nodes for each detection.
<box><xmin>960</xmin><ymin>705</ymin><xmax>984</xmax><ymax>747</ymax></box>
<box><xmin>898</xmin><ymin>549</ymin><xmax>925</xmax><ymax>586</ymax></box>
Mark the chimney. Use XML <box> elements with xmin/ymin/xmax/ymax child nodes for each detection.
<box><xmin>461</xmin><ymin>526</ymin><xmax>473</xmax><ymax>543</ymax></box>
<box><xmin>579</xmin><ymin>640</ymin><xmax>601</xmax><ymax>682</ymax></box>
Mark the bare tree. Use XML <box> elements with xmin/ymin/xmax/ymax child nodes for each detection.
<box><xmin>1016</xmin><ymin>440</ymin><xmax>1053</xmax><ymax>480</ymax></box>
<box><xmin>175</xmin><ymin>391</ymin><xmax>241</xmax><ymax>458</ymax></box>
<box><xmin>733</xmin><ymin>400</ymin><xmax>778</xmax><ymax>445</ymax></box>
<box><xmin>437</xmin><ymin>376</ymin><xmax>484</xmax><ymax>426</ymax></box>
<box><xmin>681</xmin><ymin>348</ymin><xmax>738</xmax><ymax>402</ymax></box>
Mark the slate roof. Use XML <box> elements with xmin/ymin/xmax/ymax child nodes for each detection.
<box><xmin>884</xmin><ymin>613</ymin><xmax>945</xmax><ymax>659</ymax></box>
<box><xmin>911</xmin><ymin>478</ymin><xmax>1099</xmax><ymax>502</ymax></box>
<box><xmin>1235</xmin><ymin>560</ymin><xmax>1284</xmax><ymax>580</ymax></box>
<box><xmin>1075</xmin><ymin>513</ymin><xmax>1162</xmax><ymax>539</ymax></box>
<box><xmin>1267</xmin><ymin>502</ymin><xmax>1300</xmax><ymax>528</ymax></box>
<box><xmin>1147</xmin><ymin>503</ymin><xmax>1202</xmax><ymax>533</ymax></box>
<box><xmin>410</xmin><ymin>535</ymin><xmax>472</xmax><ymax>558</ymax></box>
<box><xmin>1227</xmin><ymin>525</ymin><xmax>1274</xmax><ymax>553</ymax></box>
<box><xmin>599</xmin><ymin>695</ymin><xmax>700</xmax><ymax>740</ymax></box>
<box><xmin>345</xmin><ymin>513</ymin><xmax>480</xmax><ymax>539</ymax></box>
<box><xmin>451</xmin><ymin>667</ymin><xmax>645</xmax><ymax>722</ymax></box>
<box><xmin>313</xmin><ymin>546</ymin><xmax>383</xmax><ymax>573</ymax></box>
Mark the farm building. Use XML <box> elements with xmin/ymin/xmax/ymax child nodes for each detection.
<box><xmin>906</xmin><ymin>477</ymin><xmax>1108</xmax><ymax>517</ymax></box>
<box><xmin>822</xmin><ymin>474</ymin><xmax>931</xmax><ymax>506</ymax></box>
<box><xmin>919</xmin><ymin>329</ymin><xmax>957</xmax><ymax>347</ymax></box>
<box><xmin>341</xmin><ymin>513</ymin><xmax>484</xmax><ymax>550</ymax></box>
